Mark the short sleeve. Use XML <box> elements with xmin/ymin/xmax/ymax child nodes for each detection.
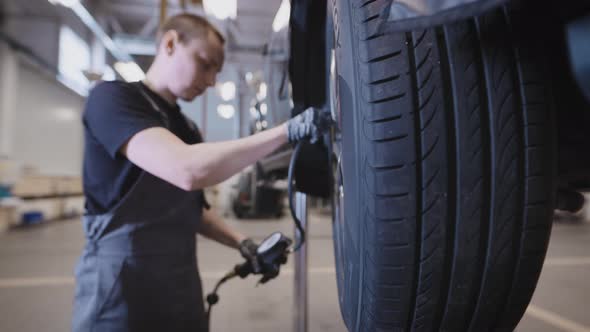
<box><xmin>83</xmin><ymin>81</ymin><xmax>164</xmax><ymax>159</ymax></box>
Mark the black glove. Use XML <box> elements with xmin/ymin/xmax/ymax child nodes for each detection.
<box><xmin>238</xmin><ymin>238</ymin><xmax>261</xmax><ymax>274</ymax></box>
<box><xmin>286</xmin><ymin>107</ymin><xmax>333</xmax><ymax>144</ymax></box>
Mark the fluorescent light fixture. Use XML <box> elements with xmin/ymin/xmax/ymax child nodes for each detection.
<box><xmin>245</xmin><ymin>71</ymin><xmax>253</xmax><ymax>82</ymax></box>
<box><xmin>273</xmin><ymin>0</ymin><xmax>291</xmax><ymax>32</ymax></box>
<box><xmin>217</xmin><ymin>82</ymin><xmax>236</xmax><ymax>101</ymax></box>
<box><xmin>217</xmin><ymin>104</ymin><xmax>235</xmax><ymax>119</ymax></box>
<box><xmin>50</xmin><ymin>0</ymin><xmax>133</xmax><ymax>62</ymax></box>
<box><xmin>114</xmin><ymin>61</ymin><xmax>145</xmax><ymax>82</ymax></box>
<box><xmin>59</xmin><ymin>26</ymin><xmax>90</xmax><ymax>89</ymax></box>
<box><xmin>48</xmin><ymin>0</ymin><xmax>79</xmax><ymax>8</ymax></box>
<box><xmin>203</xmin><ymin>0</ymin><xmax>237</xmax><ymax>20</ymax></box>
<box><xmin>257</xmin><ymin>82</ymin><xmax>267</xmax><ymax>101</ymax></box>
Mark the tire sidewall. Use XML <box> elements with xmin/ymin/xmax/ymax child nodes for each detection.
<box><xmin>330</xmin><ymin>0</ymin><xmax>364</xmax><ymax>330</ymax></box>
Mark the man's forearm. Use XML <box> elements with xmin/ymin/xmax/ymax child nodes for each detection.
<box><xmin>197</xmin><ymin>209</ymin><xmax>245</xmax><ymax>249</ymax></box>
<box><xmin>185</xmin><ymin>124</ymin><xmax>288</xmax><ymax>190</ymax></box>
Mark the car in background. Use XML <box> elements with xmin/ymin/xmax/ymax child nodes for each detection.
<box><xmin>231</xmin><ymin>149</ymin><xmax>290</xmax><ymax>219</ymax></box>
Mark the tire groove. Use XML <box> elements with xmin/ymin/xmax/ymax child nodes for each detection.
<box><xmin>369</xmin><ymin>114</ymin><xmax>402</xmax><ymax>124</ymax></box>
<box><xmin>366</xmin><ymin>50</ymin><xmax>403</xmax><ymax>64</ymax></box>
<box><xmin>405</xmin><ymin>30</ymin><xmax>423</xmax><ymax>332</ymax></box>
<box><xmin>418</xmin><ymin>87</ymin><xmax>436</xmax><ymax>110</ymax></box>
<box><xmin>370</xmin><ymin>92</ymin><xmax>406</xmax><ymax>104</ymax></box>
<box><xmin>466</xmin><ymin>16</ymin><xmax>495</xmax><ymax>331</ymax></box>
<box><xmin>416</xmin><ymin>48</ymin><xmax>433</xmax><ymax>71</ymax></box>
<box><xmin>422</xmin><ymin>167</ymin><xmax>441</xmax><ymax>191</ymax></box>
<box><xmin>432</xmin><ymin>25</ymin><xmax>458</xmax><ymax>332</ymax></box>
<box><xmin>420</xmin><ymin>135</ymin><xmax>440</xmax><ymax>162</ymax></box>
<box><xmin>419</xmin><ymin>66</ymin><xmax>435</xmax><ymax>89</ymax></box>
<box><xmin>369</xmin><ymin>74</ymin><xmax>401</xmax><ymax>85</ymax></box>
<box><xmin>420</xmin><ymin>104</ymin><xmax>439</xmax><ymax>132</ymax></box>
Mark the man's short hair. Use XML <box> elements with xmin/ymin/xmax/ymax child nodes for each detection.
<box><xmin>156</xmin><ymin>13</ymin><xmax>225</xmax><ymax>48</ymax></box>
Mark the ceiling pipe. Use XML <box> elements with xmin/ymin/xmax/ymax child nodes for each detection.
<box><xmin>160</xmin><ymin>0</ymin><xmax>168</xmax><ymax>26</ymax></box>
<box><xmin>56</xmin><ymin>1</ymin><xmax>133</xmax><ymax>62</ymax></box>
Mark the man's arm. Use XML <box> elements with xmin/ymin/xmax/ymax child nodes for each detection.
<box><xmin>197</xmin><ymin>208</ymin><xmax>245</xmax><ymax>249</ymax></box>
<box><xmin>120</xmin><ymin>123</ymin><xmax>289</xmax><ymax>191</ymax></box>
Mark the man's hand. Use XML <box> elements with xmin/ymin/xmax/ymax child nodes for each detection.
<box><xmin>286</xmin><ymin>107</ymin><xmax>333</xmax><ymax>144</ymax></box>
<box><xmin>239</xmin><ymin>238</ymin><xmax>261</xmax><ymax>274</ymax></box>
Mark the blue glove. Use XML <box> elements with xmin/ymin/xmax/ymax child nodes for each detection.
<box><xmin>286</xmin><ymin>107</ymin><xmax>333</xmax><ymax>144</ymax></box>
<box><xmin>239</xmin><ymin>238</ymin><xmax>261</xmax><ymax>274</ymax></box>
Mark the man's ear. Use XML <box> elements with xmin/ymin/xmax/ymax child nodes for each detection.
<box><xmin>160</xmin><ymin>30</ymin><xmax>180</xmax><ymax>55</ymax></box>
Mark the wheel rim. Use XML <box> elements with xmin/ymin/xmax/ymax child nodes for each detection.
<box><xmin>329</xmin><ymin>43</ymin><xmax>347</xmax><ymax>307</ymax></box>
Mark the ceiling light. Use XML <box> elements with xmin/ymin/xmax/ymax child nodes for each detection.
<box><xmin>260</xmin><ymin>103</ymin><xmax>268</xmax><ymax>115</ymax></box>
<box><xmin>203</xmin><ymin>0</ymin><xmax>237</xmax><ymax>20</ymax></box>
<box><xmin>217</xmin><ymin>104</ymin><xmax>235</xmax><ymax>119</ymax></box>
<box><xmin>257</xmin><ymin>82</ymin><xmax>267</xmax><ymax>101</ymax></box>
<box><xmin>273</xmin><ymin>0</ymin><xmax>291</xmax><ymax>32</ymax></box>
<box><xmin>217</xmin><ymin>82</ymin><xmax>236</xmax><ymax>101</ymax></box>
<box><xmin>114</xmin><ymin>61</ymin><xmax>145</xmax><ymax>82</ymax></box>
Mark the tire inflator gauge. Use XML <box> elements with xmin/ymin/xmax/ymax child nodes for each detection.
<box><xmin>205</xmin><ymin>232</ymin><xmax>293</xmax><ymax>322</ymax></box>
<box><xmin>206</xmin><ymin>141</ymin><xmax>307</xmax><ymax>327</ymax></box>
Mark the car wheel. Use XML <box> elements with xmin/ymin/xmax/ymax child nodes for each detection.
<box><xmin>328</xmin><ymin>1</ymin><xmax>555</xmax><ymax>331</ymax></box>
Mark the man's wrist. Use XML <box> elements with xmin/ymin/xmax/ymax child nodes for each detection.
<box><xmin>235</xmin><ymin>234</ymin><xmax>248</xmax><ymax>249</ymax></box>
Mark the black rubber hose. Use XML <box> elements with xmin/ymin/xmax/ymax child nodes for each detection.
<box><xmin>288</xmin><ymin>142</ymin><xmax>306</xmax><ymax>251</ymax></box>
<box><xmin>206</xmin><ymin>270</ymin><xmax>238</xmax><ymax>325</ymax></box>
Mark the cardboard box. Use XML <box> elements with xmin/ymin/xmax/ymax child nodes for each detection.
<box><xmin>55</xmin><ymin>177</ymin><xmax>83</xmax><ymax>195</ymax></box>
<box><xmin>0</xmin><ymin>206</ymin><xmax>17</xmax><ymax>232</ymax></box>
<box><xmin>63</xmin><ymin>196</ymin><xmax>85</xmax><ymax>217</ymax></box>
<box><xmin>12</xmin><ymin>176</ymin><xmax>56</xmax><ymax>197</ymax></box>
<box><xmin>0</xmin><ymin>158</ymin><xmax>19</xmax><ymax>186</ymax></box>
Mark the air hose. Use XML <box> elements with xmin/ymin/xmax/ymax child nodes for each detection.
<box><xmin>206</xmin><ymin>141</ymin><xmax>307</xmax><ymax>328</ymax></box>
<box><xmin>287</xmin><ymin>141</ymin><xmax>306</xmax><ymax>252</ymax></box>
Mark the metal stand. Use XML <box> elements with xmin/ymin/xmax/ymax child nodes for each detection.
<box><xmin>293</xmin><ymin>192</ymin><xmax>308</xmax><ymax>332</ymax></box>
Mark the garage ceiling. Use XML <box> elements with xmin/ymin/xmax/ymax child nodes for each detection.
<box><xmin>1</xmin><ymin>0</ymin><xmax>284</xmax><ymax>67</ymax></box>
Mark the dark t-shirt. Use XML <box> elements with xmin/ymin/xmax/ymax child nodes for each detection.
<box><xmin>82</xmin><ymin>81</ymin><xmax>204</xmax><ymax>215</ymax></box>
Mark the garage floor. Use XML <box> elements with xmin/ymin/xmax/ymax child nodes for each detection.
<box><xmin>0</xmin><ymin>210</ymin><xmax>588</xmax><ymax>332</ymax></box>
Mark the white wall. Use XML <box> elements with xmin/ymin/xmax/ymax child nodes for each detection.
<box><xmin>0</xmin><ymin>11</ymin><xmax>90</xmax><ymax>177</ymax></box>
<box><xmin>7</xmin><ymin>56</ymin><xmax>85</xmax><ymax>176</ymax></box>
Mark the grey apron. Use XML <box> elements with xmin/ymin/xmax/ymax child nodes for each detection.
<box><xmin>72</xmin><ymin>85</ymin><xmax>208</xmax><ymax>332</ymax></box>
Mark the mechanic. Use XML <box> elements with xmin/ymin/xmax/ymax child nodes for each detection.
<box><xmin>72</xmin><ymin>13</ymin><xmax>325</xmax><ymax>332</ymax></box>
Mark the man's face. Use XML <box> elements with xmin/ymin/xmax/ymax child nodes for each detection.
<box><xmin>166</xmin><ymin>31</ymin><xmax>224</xmax><ymax>101</ymax></box>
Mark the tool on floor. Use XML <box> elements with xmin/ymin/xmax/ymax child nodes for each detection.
<box><xmin>205</xmin><ymin>141</ymin><xmax>310</xmax><ymax>331</ymax></box>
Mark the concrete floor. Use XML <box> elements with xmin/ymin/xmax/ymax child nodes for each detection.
<box><xmin>0</xmin><ymin>210</ymin><xmax>588</xmax><ymax>332</ymax></box>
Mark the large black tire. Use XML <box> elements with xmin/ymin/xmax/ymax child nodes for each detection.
<box><xmin>329</xmin><ymin>1</ymin><xmax>555</xmax><ymax>331</ymax></box>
